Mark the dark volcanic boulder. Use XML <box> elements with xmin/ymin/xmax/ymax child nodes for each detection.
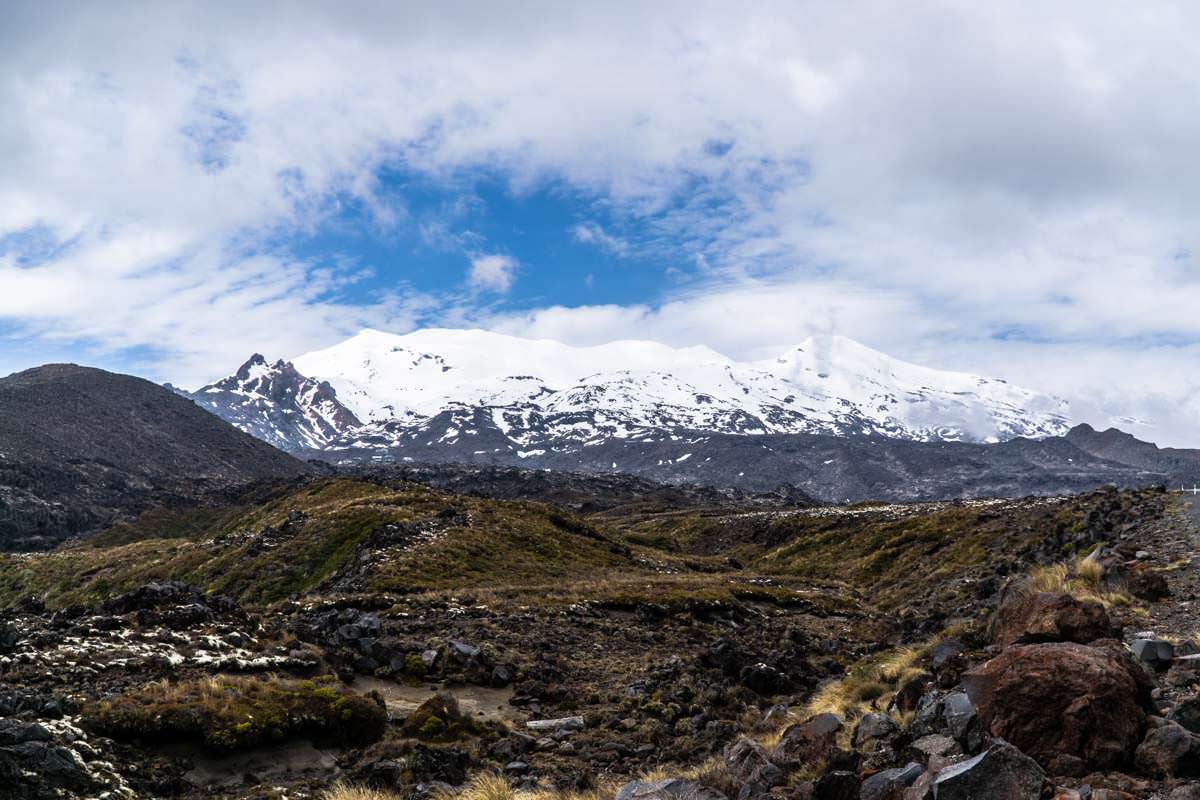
<box><xmin>858</xmin><ymin>762</ymin><xmax>922</xmax><ymax>800</ymax></box>
<box><xmin>930</xmin><ymin>741</ymin><xmax>1044</xmax><ymax>799</ymax></box>
<box><xmin>992</xmin><ymin>591</ymin><xmax>1119</xmax><ymax>647</ymax></box>
<box><xmin>614</xmin><ymin>778</ymin><xmax>727</xmax><ymax>800</ymax></box>
<box><xmin>1134</xmin><ymin>720</ymin><xmax>1200</xmax><ymax>778</ymax></box>
<box><xmin>1126</xmin><ymin>564</ymin><xmax>1170</xmax><ymax>602</ymax></box>
<box><xmin>770</xmin><ymin>713</ymin><xmax>841</xmax><ymax>770</ymax></box>
<box><xmin>723</xmin><ymin>738</ymin><xmax>783</xmax><ymax>789</ymax></box>
<box><xmin>962</xmin><ymin>641</ymin><xmax>1153</xmax><ymax>775</ymax></box>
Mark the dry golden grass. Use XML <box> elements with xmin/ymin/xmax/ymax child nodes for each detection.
<box><xmin>434</xmin><ymin>772</ymin><xmax>617</xmax><ymax>800</ymax></box>
<box><xmin>1021</xmin><ymin>557</ymin><xmax>1134</xmax><ymax>607</ymax></box>
<box><xmin>322</xmin><ymin>783</ymin><xmax>403</xmax><ymax>800</ymax></box>
<box><xmin>802</xmin><ymin>646</ymin><xmax>924</xmax><ymax>722</ymax></box>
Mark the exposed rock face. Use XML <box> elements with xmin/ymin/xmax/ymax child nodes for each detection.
<box><xmin>930</xmin><ymin>741</ymin><xmax>1045</xmax><ymax>799</ymax></box>
<box><xmin>963</xmin><ymin>641</ymin><xmax>1154</xmax><ymax>775</ymax></box>
<box><xmin>185</xmin><ymin>354</ymin><xmax>363</xmax><ymax>450</ymax></box>
<box><xmin>992</xmin><ymin>591</ymin><xmax>1119</xmax><ymax>647</ymax></box>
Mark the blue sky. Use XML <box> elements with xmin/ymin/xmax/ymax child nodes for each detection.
<box><xmin>285</xmin><ymin>169</ymin><xmax>682</xmax><ymax>312</ymax></box>
<box><xmin>7</xmin><ymin>3</ymin><xmax>1200</xmax><ymax>444</ymax></box>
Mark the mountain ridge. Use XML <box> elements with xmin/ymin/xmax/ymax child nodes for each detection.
<box><xmin>187</xmin><ymin>328</ymin><xmax>1073</xmax><ymax>460</ymax></box>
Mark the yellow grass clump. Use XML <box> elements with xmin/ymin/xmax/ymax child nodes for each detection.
<box><xmin>1021</xmin><ymin>556</ymin><xmax>1133</xmax><ymax>607</ymax></box>
<box><xmin>322</xmin><ymin>783</ymin><xmax>403</xmax><ymax>800</ymax></box>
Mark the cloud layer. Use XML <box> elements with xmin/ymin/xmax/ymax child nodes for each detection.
<box><xmin>5</xmin><ymin>3</ymin><xmax>1200</xmax><ymax>443</ymax></box>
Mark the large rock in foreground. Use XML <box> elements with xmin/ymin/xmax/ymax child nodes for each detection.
<box><xmin>962</xmin><ymin>640</ymin><xmax>1153</xmax><ymax>775</ymax></box>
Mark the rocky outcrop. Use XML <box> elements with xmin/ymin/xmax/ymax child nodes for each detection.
<box><xmin>963</xmin><ymin>641</ymin><xmax>1154</xmax><ymax>775</ymax></box>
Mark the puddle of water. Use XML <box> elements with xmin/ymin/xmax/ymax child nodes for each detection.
<box><xmin>351</xmin><ymin>676</ymin><xmax>521</xmax><ymax>724</ymax></box>
<box><xmin>171</xmin><ymin>739</ymin><xmax>336</xmax><ymax>788</ymax></box>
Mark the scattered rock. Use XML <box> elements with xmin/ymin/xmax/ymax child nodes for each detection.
<box><xmin>1132</xmin><ymin>638</ymin><xmax>1175</xmax><ymax>671</ymax></box>
<box><xmin>724</xmin><ymin>738</ymin><xmax>784</xmax><ymax>789</ymax></box>
<box><xmin>930</xmin><ymin>741</ymin><xmax>1045</xmax><ymax>800</ymax></box>
<box><xmin>811</xmin><ymin>770</ymin><xmax>858</xmax><ymax>800</ymax></box>
<box><xmin>1172</xmin><ymin>695</ymin><xmax>1200</xmax><ymax>733</ymax></box>
<box><xmin>858</xmin><ymin>762</ymin><xmax>922</xmax><ymax>800</ymax></box>
<box><xmin>853</xmin><ymin>712</ymin><xmax>899</xmax><ymax>747</ymax></box>
<box><xmin>770</xmin><ymin>713</ymin><xmax>841</xmax><ymax>770</ymax></box>
<box><xmin>526</xmin><ymin>716</ymin><xmax>585</xmax><ymax>733</ymax></box>
<box><xmin>614</xmin><ymin>778</ymin><xmax>728</xmax><ymax>800</ymax></box>
<box><xmin>1134</xmin><ymin>719</ymin><xmax>1200</xmax><ymax>778</ymax></box>
<box><xmin>1126</xmin><ymin>565</ymin><xmax>1169</xmax><ymax>602</ymax></box>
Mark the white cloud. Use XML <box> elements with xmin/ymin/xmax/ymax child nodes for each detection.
<box><xmin>5</xmin><ymin>3</ymin><xmax>1200</xmax><ymax>442</ymax></box>
<box><xmin>571</xmin><ymin>222</ymin><xmax>629</xmax><ymax>256</ymax></box>
<box><xmin>468</xmin><ymin>254</ymin><xmax>519</xmax><ymax>294</ymax></box>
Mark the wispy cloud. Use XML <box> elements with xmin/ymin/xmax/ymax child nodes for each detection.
<box><xmin>571</xmin><ymin>221</ymin><xmax>629</xmax><ymax>256</ymax></box>
<box><xmin>468</xmin><ymin>253</ymin><xmax>519</xmax><ymax>293</ymax></box>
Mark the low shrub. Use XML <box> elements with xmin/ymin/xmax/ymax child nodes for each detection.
<box><xmin>83</xmin><ymin>674</ymin><xmax>386</xmax><ymax>751</ymax></box>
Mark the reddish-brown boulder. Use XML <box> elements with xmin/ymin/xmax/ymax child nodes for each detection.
<box><xmin>992</xmin><ymin>591</ymin><xmax>1119</xmax><ymax>647</ymax></box>
<box><xmin>962</xmin><ymin>640</ymin><xmax>1153</xmax><ymax>776</ymax></box>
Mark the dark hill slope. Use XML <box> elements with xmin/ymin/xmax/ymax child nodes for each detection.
<box><xmin>0</xmin><ymin>364</ymin><xmax>310</xmax><ymax>551</ymax></box>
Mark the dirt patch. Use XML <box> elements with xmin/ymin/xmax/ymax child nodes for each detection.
<box><xmin>351</xmin><ymin>676</ymin><xmax>521</xmax><ymax>725</ymax></box>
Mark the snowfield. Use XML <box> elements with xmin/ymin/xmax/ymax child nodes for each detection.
<box><xmin>193</xmin><ymin>328</ymin><xmax>1072</xmax><ymax>452</ymax></box>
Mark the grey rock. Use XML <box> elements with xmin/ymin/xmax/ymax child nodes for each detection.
<box><xmin>526</xmin><ymin>716</ymin><xmax>585</xmax><ymax>733</ymax></box>
<box><xmin>614</xmin><ymin>778</ymin><xmax>727</xmax><ymax>800</ymax></box>
<box><xmin>1132</xmin><ymin>638</ymin><xmax>1175</xmax><ymax>670</ymax></box>
<box><xmin>854</xmin><ymin>712</ymin><xmax>899</xmax><ymax>747</ymax></box>
<box><xmin>724</xmin><ymin>738</ymin><xmax>783</xmax><ymax>788</ymax></box>
<box><xmin>859</xmin><ymin>762</ymin><xmax>922</xmax><ymax>800</ymax></box>
<box><xmin>931</xmin><ymin>741</ymin><xmax>1044</xmax><ymax>800</ymax></box>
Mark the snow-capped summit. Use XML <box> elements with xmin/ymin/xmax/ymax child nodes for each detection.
<box><xmin>188</xmin><ymin>328</ymin><xmax>1071</xmax><ymax>455</ymax></box>
<box><xmin>187</xmin><ymin>354</ymin><xmax>362</xmax><ymax>450</ymax></box>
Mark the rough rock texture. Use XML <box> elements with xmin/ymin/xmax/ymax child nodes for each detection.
<box><xmin>1134</xmin><ymin>720</ymin><xmax>1200</xmax><ymax>778</ymax></box>
<box><xmin>858</xmin><ymin>762</ymin><xmax>922</xmax><ymax>800</ymax></box>
<box><xmin>614</xmin><ymin>779</ymin><xmax>728</xmax><ymax>800</ymax></box>
<box><xmin>992</xmin><ymin>591</ymin><xmax>1119</xmax><ymax>647</ymax></box>
<box><xmin>963</xmin><ymin>641</ymin><xmax>1153</xmax><ymax>775</ymax></box>
<box><xmin>930</xmin><ymin>741</ymin><xmax>1045</xmax><ymax>800</ymax></box>
<box><xmin>770</xmin><ymin>713</ymin><xmax>841</xmax><ymax>770</ymax></box>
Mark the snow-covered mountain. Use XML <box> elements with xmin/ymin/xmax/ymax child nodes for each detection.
<box><xmin>186</xmin><ymin>328</ymin><xmax>1071</xmax><ymax>456</ymax></box>
<box><xmin>186</xmin><ymin>354</ymin><xmax>362</xmax><ymax>450</ymax></box>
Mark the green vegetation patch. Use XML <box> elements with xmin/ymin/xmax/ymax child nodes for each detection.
<box><xmin>83</xmin><ymin>674</ymin><xmax>387</xmax><ymax>752</ymax></box>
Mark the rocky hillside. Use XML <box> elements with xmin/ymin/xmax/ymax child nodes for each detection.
<box><xmin>6</xmin><ymin>476</ymin><xmax>1200</xmax><ymax>798</ymax></box>
<box><xmin>0</xmin><ymin>364</ymin><xmax>311</xmax><ymax>551</ymax></box>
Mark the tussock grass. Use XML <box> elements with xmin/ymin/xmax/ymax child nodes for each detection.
<box><xmin>435</xmin><ymin>772</ymin><xmax>615</xmax><ymax>800</ymax></box>
<box><xmin>322</xmin><ymin>784</ymin><xmax>403</xmax><ymax>800</ymax></box>
<box><xmin>802</xmin><ymin>646</ymin><xmax>924</xmax><ymax>722</ymax></box>
<box><xmin>1021</xmin><ymin>557</ymin><xmax>1134</xmax><ymax>607</ymax></box>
